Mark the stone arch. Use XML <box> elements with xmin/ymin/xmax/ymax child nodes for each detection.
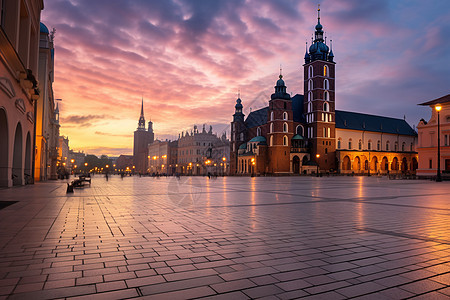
<box><xmin>353</xmin><ymin>156</ymin><xmax>361</xmax><ymax>172</ymax></box>
<box><xmin>342</xmin><ymin>155</ymin><xmax>351</xmax><ymax>171</ymax></box>
<box><xmin>381</xmin><ymin>156</ymin><xmax>389</xmax><ymax>171</ymax></box>
<box><xmin>12</xmin><ymin>122</ymin><xmax>23</xmax><ymax>185</ymax></box>
<box><xmin>412</xmin><ymin>157</ymin><xmax>418</xmax><ymax>171</ymax></box>
<box><xmin>293</xmin><ymin>155</ymin><xmax>300</xmax><ymax>174</ymax></box>
<box><xmin>401</xmin><ymin>157</ymin><xmax>408</xmax><ymax>172</ymax></box>
<box><xmin>0</xmin><ymin>108</ymin><xmax>8</xmax><ymax>187</ymax></box>
<box><xmin>371</xmin><ymin>156</ymin><xmax>378</xmax><ymax>172</ymax></box>
<box><xmin>24</xmin><ymin>132</ymin><xmax>32</xmax><ymax>183</ymax></box>
<box><xmin>391</xmin><ymin>157</ymin><xmax>399</xmax><ymax>171</ymax></box>
<box><xmin>296</xmin><ymin>125</ymin><xmax>304</xmax><ymax>136</ymax></box>
<box><xmin>257</xmin><ymin>127</ymin><xmax>261</xmax><ymax>136</ymax></box>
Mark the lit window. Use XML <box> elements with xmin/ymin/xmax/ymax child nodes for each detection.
<box><xmin>324</xmin><ymin>65</ymin><xmax>328</xmax><ymax>77</ymax></box>
<box><xmin>283</xmin><ymin>135</ymin><xmax>288</xmax><ymax>146</ymax></box>
<box><xmin>270</xmin><ymin>123</ymin><xmax>274</xmax><ymax>133</ymax></box>
<box><xmin>270</xmin><ymin>135</ymin><xmax>273</xmax><ymax>146</ymax></box>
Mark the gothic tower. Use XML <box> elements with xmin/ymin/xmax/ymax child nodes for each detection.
<box><xmin>267</xmin><ymin>73</ymin><xmax>293</xmax><ymax>173</ymax></box>
<box><xmin>133</xmin><ymin>99</ymin><xmax>154</xmax><ymax>173</ymax></box>
<box><xmin>230</xmin><ymin>96</ymin><xmax>245</xmax><ymax>174</ymax></box>
<box><xmin>303</xmin><ymin>6</ymin><xmax>336</xmax><ymax>171</ymax></box>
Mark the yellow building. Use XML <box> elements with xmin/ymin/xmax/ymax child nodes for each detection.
<box><xmin>0</xmin><ymin>0</ymin><xmax>44</xmax><ymax>187</ymax></box>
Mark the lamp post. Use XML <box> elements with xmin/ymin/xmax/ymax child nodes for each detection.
<box><xmin>316</xmin><ymin>154</ymin><xmax>320</xmax><ymax>177</ymax></box>
<box><xmin>436</xmin><ymin>105</ymin><xmax>442</xmax><ymax>182</ymax></box>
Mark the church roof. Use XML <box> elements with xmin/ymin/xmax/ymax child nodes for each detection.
<box><xmin>245</xmin><ymin>107</ymin><xmax>268</xmax><ymax>128</ymax></box>
<box><xmin>418</xmin><ymin>94</ymin><xmax>450</xmax><ymax>106</ymax></box>
<box><xmin>335</xmin><ymin>110</ymin><xmax>417</xmax><ymax>136</ymax></box>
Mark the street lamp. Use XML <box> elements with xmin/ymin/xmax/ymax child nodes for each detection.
<box><xmin>435</xmin><ymin>105</ymin><xmax>442</xmax><ymax>182</ymax></box>
<box><xmin>316</xmin><ymin>154</ymin><xmax>320</xmax><ymax>177</ymax></box>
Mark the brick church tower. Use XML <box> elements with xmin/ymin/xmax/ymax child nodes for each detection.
<box><xmin>303</xmin><ymin>6</ymin><xmax>336</xmax><ymax>171</ymax></box>
<box><xmin>267</xmin><ymin>73</ymin><xmax>293</xmax><ymax>173</ymax></box>
<box><xmin>230</xmin><ymin>97</ymin><xmax>245</xmax><ymax>174</ymax></box>
<box><xmin>133</xmin><ymin>99</ymin><xmax>154</xmax><ymax>173</ymax></box>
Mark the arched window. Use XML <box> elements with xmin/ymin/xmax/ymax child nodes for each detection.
<box><xmin>308</xmin><ymin>91</ymin><xmax>312</xmax><ymax>102</ymax></box>
<box><xmin>296</xmin><ymin>125</ymin><xmax>304</xmax><ymax>136</ymax></box>
<box><xmin>324</xmin><ymin>91</ymin><xmax>329</xmax><ymax>101</ymax></box>
<box><xmin>323</xmin><ymin>127</ymin><xmax>326</xmax><ymax>137</ymax></box>
<box><xmin>257</xmin><ymin>127</ymin><xmax>261</xmax><ymax>136</ymax></box>
<box><xmin>368</xmin><ymin>140</ymin><xmax>372</xmax><ymax>150</ymax></box>
<box><xmin>358</xmin><ymin>140</ymin><xmax>362</xmax><ymax>150</ymax></box>
<box><xmin>410</xmin><ymin>143</ymin><xmax>413</xmax><ymax>151</ymax></box>
<box><xmin>324</xmin><ymin>79</ymin><xmax>329</xmax><ymax>90</ymax></box>
<box><xmin>308</xmin><ymin>65</ymin><xmax>313</xmax><ymax>78</ymax></box>
<box><xmin>337</xmin><ymin>139</ymin><xmax>341</xmax><ymax>149</ymax></box>
<box><xmin>377</xmin><ymin>140</ymin><xmax>381</xmax><ymax>150</ymax></box>
<box><xmin>308</xmin><ymin>79</ymin><xmax>313</xmax><ymax>91</ymax></box>
<box><xmin>329</xmin><ymin>114</ymin><xmax>332</xmax><ymax>122</ymax></box>
<box><xmin>348</xmin><ymin>139</ymin><xmax>352</xmax><ymax>149</ymax></box>
<box><xmin>324</xmin><ymin>65</ymin><xmax>329</xmax><ymax>77</ymax></box>
<box><xmin>283</xmin><ymin>122</ymin><xmax>288</xmax><ymax>133</ymax></box>
<box><xmin>270</xmin><ymin>111</ymin><xmax>274</xmax><ymax>121</ymax></box>
<box><xmin>386</xmin><ymin>141</ymin><xmax>390</xmax><ymax>151</ymax></box>
<box><xmin>283</xmin><ymin>135</ymin><xmax>288</xmax><ymax>146</ymax></box>
<box><xmin>270</xmin><ymin>135</ymin><xmax>273</xmax><ymax>146</ymax></box>
<box><xmin>402</xmin><ymin>142</ymin><xmax>405</xmax><ymax>152</ymax></box>
<box><xmin>328</xmin><ymin>127</ymin><xmax>330</xmax><ymax>138</ymax></box>
<box><xmin>270</xmin><ymin>123</ymin><xmax>274</xmax><ymax>133</ymax></box>
<box><xmin>283</xmin><ymin>112</ymin><xmax>288</xmax><ymax>120</ymax></box>
<box><xmin>323</xmin><ymin>102</ymin><xmax>329</xmax><ymax>112</ymax></box>
<box><xmin>322</xmin><ymin>113</ymin><xmax>324</xmax><ymax>122</ymax></box>
<box><xmin>308</xmin><ymin>102</ymin><xmax>312</xmax><ymax>113</ymax></box>
<box><xmin>394</xmin><ymin>141</ymin><xmax>398</xmax><ymax>151</ymax></box>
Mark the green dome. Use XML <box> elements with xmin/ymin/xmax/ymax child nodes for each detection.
<box><xmin>292</xmin><ymin>134</ymin><xmax>304</xmax><ymax>140</ymax></box>
<box><xmin>249</xmin><ymin>136</ymin><xmax>266</xmax><ymax>143</ymax></box>
<box><xmin>239</xmin><ymin>143</ymin><xmax>247</xmax><ymax>149</ymax></box>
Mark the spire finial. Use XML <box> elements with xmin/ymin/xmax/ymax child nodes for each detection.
<box><xmin>140</xmin><ymin>97</ymin><xmax>144</xmax><ymax>116</ymax></box>
<box><xmin>318</xmin><ymin>3</ymin><xmax>321</xmax><ymax>21</ymax></box>
<box><xmin>279</xmin><ymin>64</ymin><xmax>283</xmax><ymax>79</ymax></box>
<box><xmin>238</xmin><ymin>89</ymin><xmax>240</xmax><ymax>99</ymax></box>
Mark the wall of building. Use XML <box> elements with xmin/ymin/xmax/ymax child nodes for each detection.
<box><xmin>0</xmin><ymin>0</ymin><xmax>44</xmax><ymax>187</ymax></box>
<box><xmin>417</xmin><ymin>103</ymin><xmax>450</xmax><ymax>176</ymax></box>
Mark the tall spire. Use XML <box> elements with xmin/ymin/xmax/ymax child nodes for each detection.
<box><xmin>137</xmin><ymin>98</ymin><xmax>146</xmax><ymax>130</ymax></box>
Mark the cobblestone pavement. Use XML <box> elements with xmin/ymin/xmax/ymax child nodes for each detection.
<box><xmin>0</xmin><ymin>176</ymin><xmax>449</xmax><ymax>299</ymax></box>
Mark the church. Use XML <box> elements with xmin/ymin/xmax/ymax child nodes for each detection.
<box><xmin>230</xmin><ymin>8</ymin><xmax>418</xmax><ymax>175</ymax></box>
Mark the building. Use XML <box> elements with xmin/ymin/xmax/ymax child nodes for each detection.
<box><xmin>177</xmin><ymin>124</ymin><xmax>230</xmax><ymax>175</ymax></box>
<box><xmin>0</xmin><ymin>0</ymin><xmax>44</xmax><ymax>187</ymax></box>
<box><xmin>416</xmin><ymin>94</ymin><xmax>450</xmax><ymax>177</ymax></box>
<box><xmin>231</xmin><ymin>8</ymin><xmax>418</xmax><ymax>175</ymax></box>
<box><xmin>34</xmin><ymin>22</ymin><xmax>60</xmax><ymax>181</ymax></box>
<box><xmin>115</xmin><ymin>154</ymin><xmax>134</xmax><ymax>173</ymax></box>
<box><xmin>133</xmin><ymin>99</ymin><xmax>154</xmax><ymax>173</ymax></box>
<box><xmin>148</xmin><ymin>140</ymin><xmax>178</xmax><ymax>175</ymax></box>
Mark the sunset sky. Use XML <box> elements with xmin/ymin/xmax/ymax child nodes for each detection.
<box><xmin>41</xmin><ymin>0</ymin><xmax>450</xmax><ymax>156</ymax></box>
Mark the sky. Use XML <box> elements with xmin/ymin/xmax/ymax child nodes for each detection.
<box><xmin>41</xmin><ymin>0</ymin><xmax>450</xmax><ymax>156</ymax></box>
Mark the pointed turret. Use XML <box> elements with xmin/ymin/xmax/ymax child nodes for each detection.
<box><xmin>137</xmin><ymin>98</ymin><xmax>146</xmax><ymax>131</ymax></box>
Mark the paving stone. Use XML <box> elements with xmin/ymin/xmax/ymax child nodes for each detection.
<box><xmin>0</xmin><ymin>176</ymin><xmax>449</xmax><ymax>299</ymax></box>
